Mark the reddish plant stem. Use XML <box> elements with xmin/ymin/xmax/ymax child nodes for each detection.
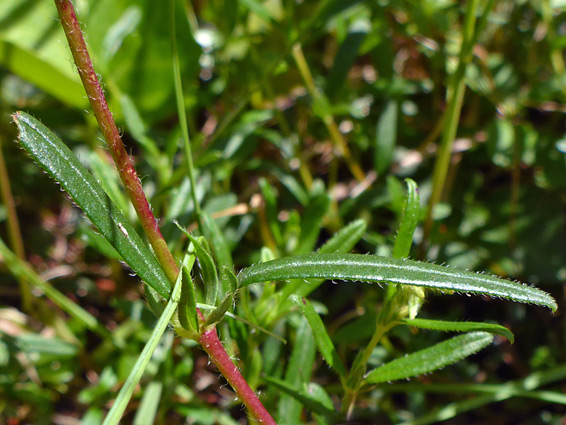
<box><xmin>54</xmin><ymin>0</ymin><xmax>178</xmax><ymax>284</ymax></box>
<box><xmin>54</xmin><ymin>1</ymin><xmax>277</xmax><ymax>422</ymax></box>
<box><xmin>200</xmin><ymin>327</ymin><xmax>278</xmax><ymax>425</ymax></box>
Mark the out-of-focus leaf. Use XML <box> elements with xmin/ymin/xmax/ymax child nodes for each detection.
<box><xmin>133</xmin><ymin>381</ymin><xmax>162</xmax><ymax>425</ymax></box>
<box><xmin>277</xmin><ymin>316</ymin><xmax>316</xmax><ymax>424</ymax></box>
<box><xmin>0</xmin><ymin>40</ymin><xmax>87</xmax><ymax>108</ymax></box>
<box><xmin>375</xmin><ymin>99</ymin><xmax>398</xmax><ymax>174</ymax></box>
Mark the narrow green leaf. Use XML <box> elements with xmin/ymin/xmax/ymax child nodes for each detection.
<box><xmin>290</xmin><ymin>295</ymin><xmax>347</xmax><ymax>379</ymax></box>
<box><xmin>365</xmin><ymin>332</ymin><xmax>494</xmax><ymax>384</ymax></box>
<box><xmin>375</xmin><ymin>99</ymin><xmax>398</xmax><ymax>174</ymax></box>
<box><xmin>239</xmin><ymin>253</ymin><xmax>557</xmax><ymax>311</ymax></box>
<box><xmin>0</xmin><ymin>40</ymin><xmax>88</xmax><ymax>108</ymax></box>
<box><xmin>404</xmin><ymin>318</ymin><xmax>514</xmax><ymax>344</ymax></box>
<box><xmin>393</xmin><ymin>178</ymin><xmax>420</xmax><ymax>259</ymax></box>
<box><xmin>13</xmin><ymin>112</ymin><xmax>171</xmax><ymax>299</ymax></box>
<box><xmin>220</xmin><ymin>265</ymin><xmax>239</xmax><ymax>293</ymax></box>
<box><xmin>326</xmin><ymin>25</ymin><xmax>367</xmax><ymax>99</ymax></box>
<box><xmin>180</xmin><ymin>228</ymin><xmax>219</xmax><ymax>306</ymax></box>
<box><xmin>203</xmin><ymin>293</ymin><xmax>234</xmax><ymax>327</ymax></box>
<box><xmin>179</xmin><ymin>267</ymin><xmax>198</xmax><ymax>332</ymax></box>
<box><xmin>317</xmin><ymin>219</ymin><xmax>367</xmax><ymax>255</ymax></box>
<box><xmin>264</xmin><ymin>376</ymin><xmax>339</xmax><ymax>422</ymax></box>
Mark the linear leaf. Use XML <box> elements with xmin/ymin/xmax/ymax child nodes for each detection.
<box><xmin>393</xmin><ymin>178</ymin><xmax>420</xmax><ymax>259</ymax></box>
<box><xmin>404</xmin><ymin>318</ymin><xmax>514</xmax><ymax>343</ymax></box>
<box><xmin>290</xmin><ymin>295</ymin><xmax>346</xmax><ymax>379</ymax></box>
<box><xmin>203</xmin><ymin>293</ymin><xmax>234</xmax><ymax>327</ymax></box>
<box><xmin>239</xmin><ymin>253</ymin><xmax>557</xmax><ymax>311</ymax></box>
<box><xmin>179</xmin><ymin>266</ymin><xmax>198</xmax><ymax>332</ymax></box>
<box><xmin>13</xmin><ymin>112</ymin><xmax>171</xmax><ymax>298</ymax></box>
<box><xmin>365</xmin><ymin>332</ymin><xmax>494</xmax><ymax>384</ymax></box>
<box><xmin>180</xmin><ymin>229</ymin><xmax>219</xmax><ymax>306</ymax></box>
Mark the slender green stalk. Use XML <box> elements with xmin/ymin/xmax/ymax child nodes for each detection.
<box><xmin>342</xmin><ymin>301</ymin><xmax>398</xmax><ymax>418</ymax></box>
<box><xmin>0</xmin><ymin>138</ymin><xmax>31</xmax><ymax>311</ymax></box>
<box><xmin>420</xmin><ymin>0</ymin><xmax>480</xmax><ymax>255</ymax></box>
<box><xmin>102</xmin><ymin>254</ymin><xmax>193</xmax><ymax>425</ymax></box>
<box><xmin>171</xmin><ymin>0</ymin><xmax>203</xmax><ymax>234</ymax></box>
<box><xmin>292</xmin><ymin>43</ymin><xmax>366</xmax><ymax>183</ymax></box>
<box><xmin>54</xmin><ymin>0</ymin><xmax>179</xmax><ymax>283</ymax></box>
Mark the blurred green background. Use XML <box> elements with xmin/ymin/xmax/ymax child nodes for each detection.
<box><xmin>0</xmin><ymin>0</ymin><xmax>565</xmax><ymax>424</ymax></box>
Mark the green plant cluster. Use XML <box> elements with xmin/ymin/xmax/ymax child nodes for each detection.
<box><xmin>0</xmin><ymin>1</ymin><xmax>565</xmax><ymax>425</ymax></box>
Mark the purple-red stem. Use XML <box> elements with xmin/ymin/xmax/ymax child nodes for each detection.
<box><xmin>54</xmin><ymin>1</ymin><xmax>278</xmax><ymax>423</ymax></box>
<box><xmin>54</xmin><ymin>0</ymin><xmax>178</xmax><ymax>284</ymax></box>
<box><xmin>200</xmin><ymin>328</ymin><xmax>277</xmax><ymax>425</ymax></box>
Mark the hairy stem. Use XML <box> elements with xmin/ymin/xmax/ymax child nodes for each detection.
<box><xmin>54</xmin><ymin>0</ymin><xmax>178</xmax><ymax>283</ymax></box>
<box><xmin>200</xmin><ymin>327</ymin><xmax>278</xmax><ymax>425</ymax></box>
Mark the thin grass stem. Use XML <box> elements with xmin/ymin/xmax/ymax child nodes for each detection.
<box><xmin>420</xmin><ymin>0</ymin><xmax>480</xmax><ymax>256</ymax></box>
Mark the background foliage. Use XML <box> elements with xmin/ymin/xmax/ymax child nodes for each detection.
<box><xmin>0</xmin><ymin>0</ymin><xmax>565</xmax><ymax>424</ymax></box>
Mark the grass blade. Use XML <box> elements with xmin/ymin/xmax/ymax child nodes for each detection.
<box><xmin>102</xmin><ymin>253</ymin><xmax>192</xmax><ymax>425</ymax></box>
<box><xmin>239</xmin><ymin>253</ymin><xmax>557</xmax><ymax>311</ymax></box>
<box><xmin>13</xmin><ymin>112</ymin><xmax>171</xmax><ymax>299</ymax></box>
<box><xmin>404</xmin><ymin>318</ymin><xmax>514</xmax><ymax>343</ymax></box>
<box><xmin>364</xmin><ymin>332</ymin><xmax>494</xmax><ymax>384</ymax></box>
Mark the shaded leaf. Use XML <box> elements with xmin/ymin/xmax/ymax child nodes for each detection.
<box><xmin>365</xmin><ymin>332</ymin><xmax>494</xmax><ymax>384</ymax></box>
